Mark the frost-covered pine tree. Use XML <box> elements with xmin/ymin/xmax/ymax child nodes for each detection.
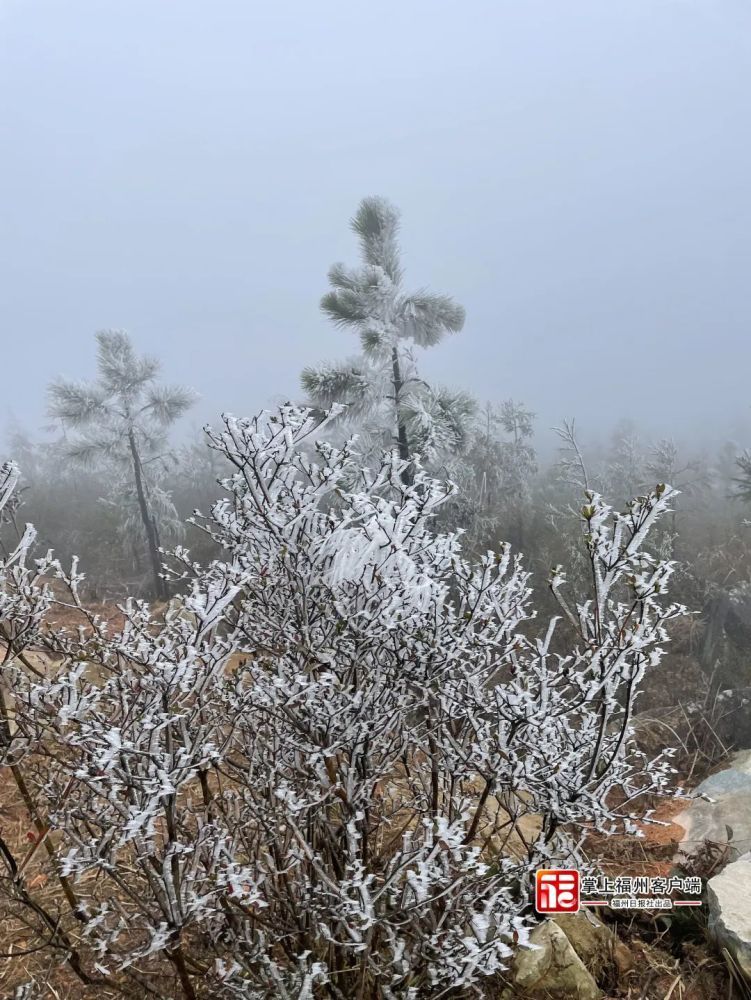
<box><xmin>47</xmin><ymin>331</ymin><xmax>196</xmax><ymax>599</ymax></box>
<box><xmin>301</xmin><ymin>197</ymin><xmax>472</xmax><ymax>480</ymax></box>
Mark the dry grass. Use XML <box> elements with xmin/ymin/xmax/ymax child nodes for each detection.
<box><xmin>0</xmin><ymin>735</ymin><xmax>198</xmax><ymax>998</ymax></box>
<box><xmin>0</xmin><ymin>774</ymin><xmax>122</xmax><ymax>998</ymax></box>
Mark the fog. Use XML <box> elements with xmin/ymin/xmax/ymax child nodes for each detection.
<box><xmin>2</xmin><ymin>0</ymin><xmax>750</xmax><ymax>453</ymax></box>
<box><xmin>5</xmin><ymin>8</ymin><xmax>751</xmax><ymax>993</ymax></box>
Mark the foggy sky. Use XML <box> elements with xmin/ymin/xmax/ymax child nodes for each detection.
<box><xmin>2</xmin><ymin>0</ymin><xmax>751</xmax><ymax>454</ymax></box>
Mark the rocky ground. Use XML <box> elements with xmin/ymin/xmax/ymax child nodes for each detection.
<box><xmin>497</xmin><ymin>750</ymin><xmax>751</xmax><ymax>999</ymax></box>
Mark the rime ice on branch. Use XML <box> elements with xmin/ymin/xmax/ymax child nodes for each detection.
<box><xmin>0</xmin><ymin>407</ymin><xmax>684</xmax><ymax>999</ymax></box>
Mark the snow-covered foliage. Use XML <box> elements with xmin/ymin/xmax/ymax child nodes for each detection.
<box><xmin>0</xmin><ymin>407</ymin><xmax>684</xmax><ymax>998</ymax></box>
<box><xmin>0</xmin><ymin>462</ymin><xmax>55</xmax><ymax>724</ymax></box>
<box><xmin>301</xmin><ymin>197</ymin><xmax>472</xmax><ymax>472</ymax></box>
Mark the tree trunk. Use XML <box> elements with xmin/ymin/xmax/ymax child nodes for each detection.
<box><xmin>390</xmin><ymin>346</ymin><xmax>413</xmax><ymax>486</ymax></box>
<box><xmin>700</xmin><ymin>592</ymin><xmax>728</xmax><ymax>675</ymax></box>
<box><xmin>127</xmin><ymin>428</ymin><xmax>168</xmax><ymax>600</ymax></box>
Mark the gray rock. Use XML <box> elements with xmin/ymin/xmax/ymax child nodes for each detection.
<box><xmin>707</xmin><ymin>856</ymin><xmax>751</xmax><ymax>981</ymax></box>
<box><xmin>552</xmin><ymin>911</ymin><xmax>613</xmax><ymax>974</ymax></box>
<box><xmin>674</xmin><ymin>749</ymin><xmax>751</xmax><ymax>863</ymax></box>
<box><xmin>504</xmin><ymin>919</ymin><xmax>602</xmax><ymax>999</ymax></box>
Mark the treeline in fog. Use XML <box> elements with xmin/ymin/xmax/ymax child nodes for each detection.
<box><xmin>7</xmin><ymin>199</ymin><xmax>751</xmax><ymax>706</ymax></box>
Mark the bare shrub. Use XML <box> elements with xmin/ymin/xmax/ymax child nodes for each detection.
<box><xmin>0</xmin><ymin>407</ymin><xmax>683</xmax><ymax>998</ymax></box>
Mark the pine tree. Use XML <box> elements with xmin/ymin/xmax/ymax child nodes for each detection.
<box><xmin>301</xmin><ymin>196</ymin><xmax>471</xmax><ymax>481</ymax></box>
<box><xmin>47</xmin><ymin>331</ymin><xmax>196</xmax><ymax>599</ymax></box>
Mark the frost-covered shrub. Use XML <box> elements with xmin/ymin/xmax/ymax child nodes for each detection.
<box><xmin>0</xmin><ymin>408</ymin><xmax>683</xmax><ymax>999</ymax></box>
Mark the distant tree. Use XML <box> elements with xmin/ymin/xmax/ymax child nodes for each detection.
<box><xmin>603</xmin><ymin>420</ymin><xmax>645</xmax><ymax>504</ymax></box>
<box><xmin>301</xmin><ymin>196</ymin><xmax>470</xmax><ymax>481</ymax></box>
<box><xmin>47</xmin><ymin>331</ymin><xmax>196</xmax><ymax>599</ymax></box>
<box><xmin>494</xmin><ymin>399</ymin><xmax>536</xmax><ymax>497</ymax></box>
<box><xmin>439</xmin><ymin>400</ymin><xmax>537</xmax><ymax>553</ymax></box>
<box><xmin>733</xmin><ymin>449</ymin><xmax>751</xmax><ymax>504</ymax></box>
<box><xmin>644</xmin><ymin>438</ymin><xmax>708</xmax><ymax>551</ymax></box>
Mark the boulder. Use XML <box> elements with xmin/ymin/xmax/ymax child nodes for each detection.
<box><xmin>674</xmin><ymin>749</ymin><xmax>751</xmax><ymax>864</ymax></box>
<box><xmin>502</xmin><ymin>918</ymin><xmax>602</xmax><ymax>999</ymax></box>
<box><xmin>707</xmin><ymin>855</ymin><xmax>751</xmax><ymax>981</ymax></box>
<box><xmin>553</xmin><ymin>911</ymin><xmax>615</xmax><ymax>976</ymax></box>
